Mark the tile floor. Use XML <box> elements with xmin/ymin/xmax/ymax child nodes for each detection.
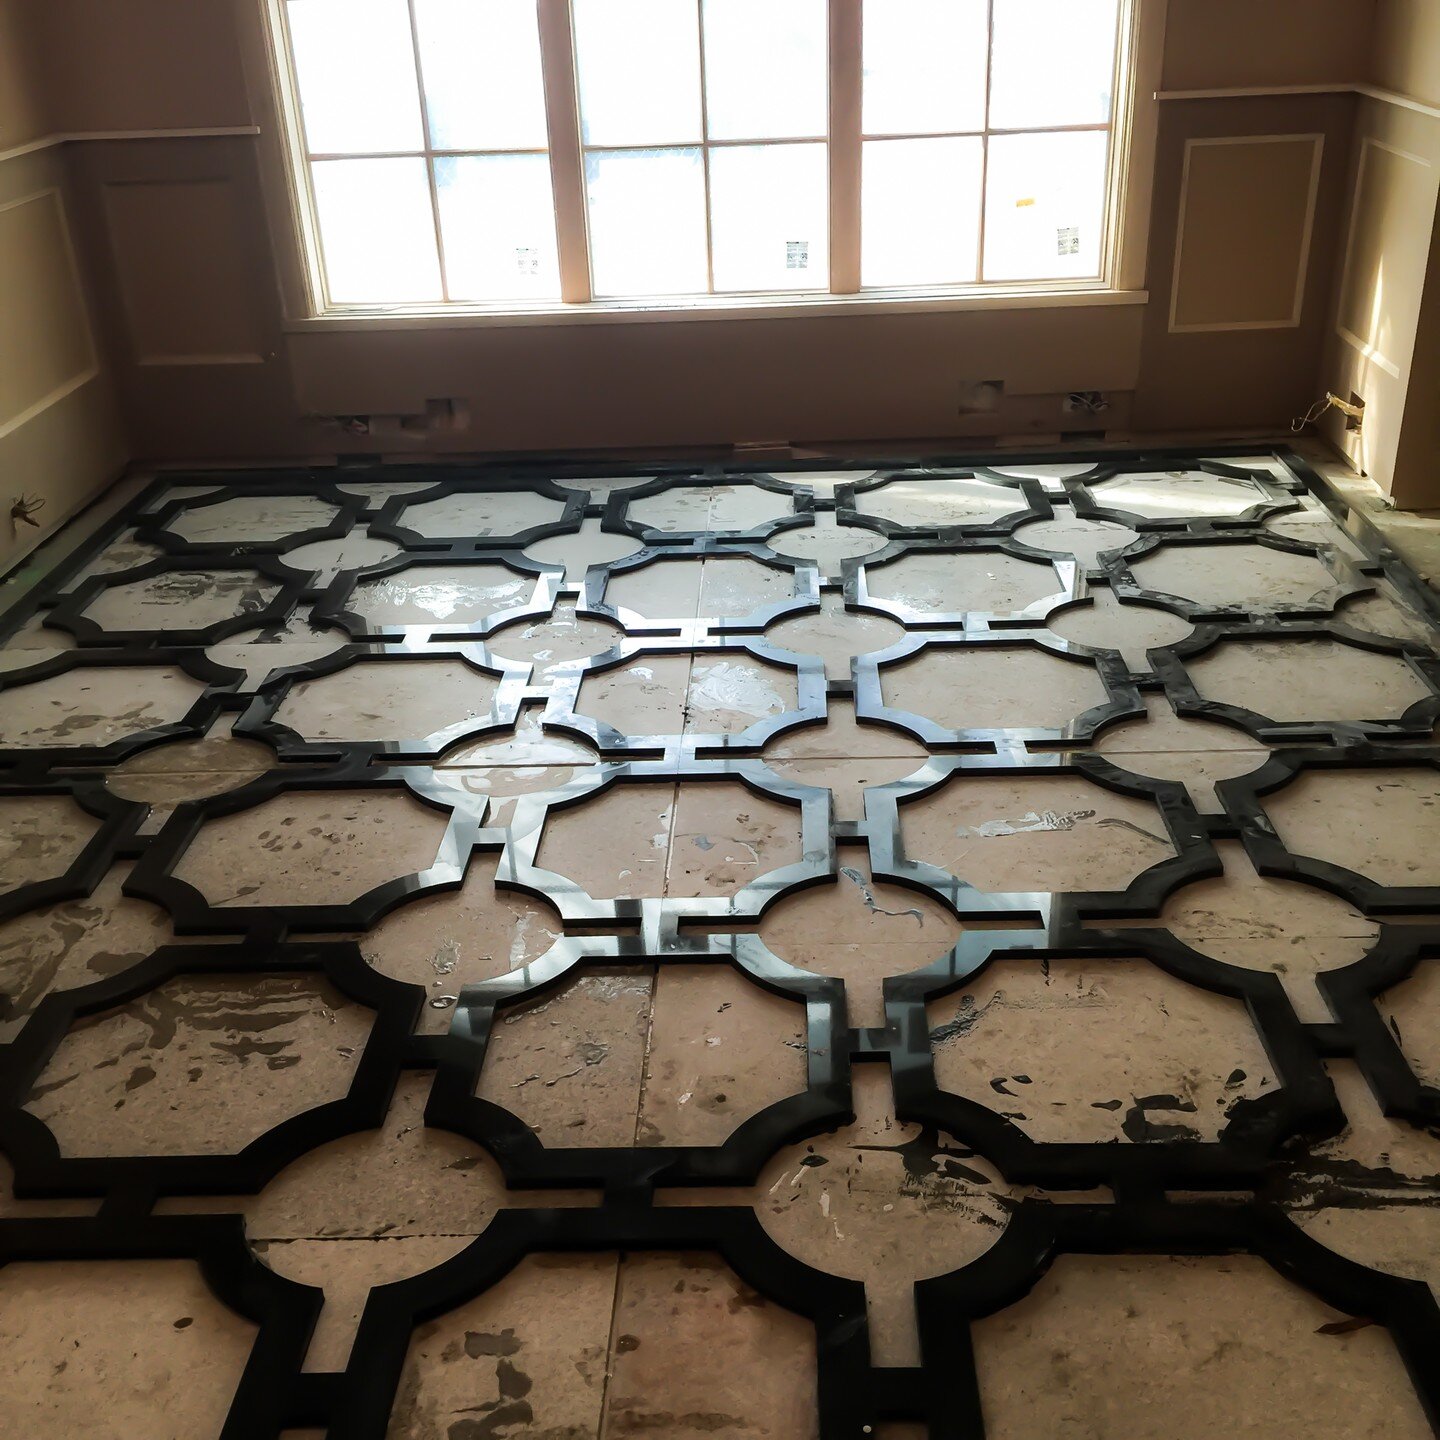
<box><xmin>1</xmin><ymin>452</ymin><xmax>1439</xmax><ymax>1438</ymax></box>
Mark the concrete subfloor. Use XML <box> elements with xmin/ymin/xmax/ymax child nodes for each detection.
<box><xmin>1</xmin><ymin>445</ymin><xmax>1439</xmax><ymax>1438</ymax></box>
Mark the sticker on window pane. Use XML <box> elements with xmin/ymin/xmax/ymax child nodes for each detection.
<box><xmin>312</xmin><ymin>157</ymin><xmax>443</xmax><ymax>303</ymax></box>
<box><xmin>585</xmin><ymin>148</ymin><xmax>709</xmax><ymax>297</ymax></box>
<box><xmin>862</xmin><ymin>136</ymin><xmax>983</xmax><ymax>288</ymax></box>
<box><xmin>434</xmin><ymin>153</ymin><xmax>561</xmax><ymax>301</ymax></box>
<box><xmin>708</xmin><ymin>144</ymin><xmax>828</xmax><ymax>293</ymax></box>
<box><xmin>983</xmin><ymin>132</ymin><xmax>1107</xmax><ymax>283</ymax></box>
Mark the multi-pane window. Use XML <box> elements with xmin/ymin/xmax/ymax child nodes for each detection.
<box><xmin>285</xmin><ymin>0</ymin><xmax>559</xmax><ymax>303</ymax></box>
<box><xmin>273</xmin><ymin>0</ymin><xmax>1128</xmax><ymax>310</ymax></box>
<box><xmin>862</xmin><ymin>0</ymin><xmax>1120</xmax><ymax>287</ymax></box>
<box><xmin>574</xmin><ymin>0</ymin><xmax>829</xmax><ymax>297</ymax></box>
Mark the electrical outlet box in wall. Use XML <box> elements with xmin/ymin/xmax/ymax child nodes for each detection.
<box><xmin>311</xmin><ymin>398</ymin><xmax>472</xmax><ymax>443</ymax></box>
<box><xmin>958</xmin><ymin>380</ymin><xmax>1004</xmax><ymax>415</ymax></box>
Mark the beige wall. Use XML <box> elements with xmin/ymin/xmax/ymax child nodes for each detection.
<box><xmin>15</xmin><ymin>0</ymin><xmax>1440</xmax><ymax>525</ymax></box>
<box><xmin>1135</xmin><ymin>95</ymin><xmax>1355</xmax><ymax>431</ymax></box>
<box><xmin>1321</xmin><ymin>97</ymin><xmax>1440</xmax><ymax>505</ymax></box>
<box><xmin>1313</xmin><ymin>4</ymin><xmax>1440</xmax><ymax>505</ymax></box>
<box><xmin>27</xmin><ymin>0</ymin><xmax>254</xmax><ymax>133</ymax></box>
<box><xmin>0</xmin><ymin>10</ymin><xmax>128</xmax><ymax>570</ymax></box>
<box><xmin>1372</xmin><ymin>0</ymin><xmax>1440</xmax><ymax>105</ymax></box>
<box><xmin>1163</xmin><ymin>0</ymin><xmax>1374</xmax><ymax>91</ymax></box>
<box><xmin>39</xmin><ymin>0</ymin><xmax>1373</xmax><ymax>469</ymax></box>
<box><xmin>1368</xmin><ymin>1</ymin><xmax>1440</xmax><ymax>510</ymax></box>
<box><xmin>0</xmin><ymin>0</ymin><xmax>49</xmax><ymax>150</ymax></box>
<box><xmin>19</xmin><ymin>0</ymin><xmax>1385</xmax><ymax>134</ymax></box>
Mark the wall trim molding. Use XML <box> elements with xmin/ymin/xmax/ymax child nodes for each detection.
<box><xmin>1156</xmin><ymin>82</ymin><xmax>1440</xmax><ymax>122</ymax></box>
<box><xmin>0</xmin><ymin>188</ymin><xmax>100</xmax><ymax>442</ymax></box>
<box><xmin>0</xmin><ymin>127</ymin><xmax>261</xmax><ymax>168</ymax></box>
<box><xmin>1168</xmin><ymin>133</ymin><xmax>1325</xmax><ymax>335</ymax></box>
<box><xmin>282</xmin><ymin>288</ymin><xmax>1152</xmax><ymax>334</ymax></box>
<box><xmin>1334</xmin><ymin>136</ymin><xmax>1437</xmax><ymax>383</ymax></box>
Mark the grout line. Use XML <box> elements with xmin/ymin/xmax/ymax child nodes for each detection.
<box><xmin>629</xmin><ymin>963</ymin><xmax>660</xmax><ymax>1152</ymax></box>
<box><xmin>595</xmin><ymin>1250</ymin><xmax>628</xmax><ymax>1440</ymax></box>
<box><xmin>1090</xmin><ymin>745</ymin><xmax>1276</xmax><ymax>754</ymax></box>
<box><xmin>655</xmin><ymin>781</ymin><xmax>685</xmax><ymax>901</ymax></box>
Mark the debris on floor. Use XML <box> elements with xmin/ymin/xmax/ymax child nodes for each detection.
<box><xmin>1</xmin><ymin>452</ymin><xmax>1439</xmax><ymax>1437</ymax></box>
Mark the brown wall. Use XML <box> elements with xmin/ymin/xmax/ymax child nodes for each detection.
<box><xmin>1134</xmin><ymin>95</ymin><xmax>1356</xmax><ymax>432</ymax></box>
<box><xmin>1372</xmin><ymin>0</ymin><xmax>1440</xmax><ymax>105</ymax></box>
<box><xmin>1162</xmin><ymin>0</ymin><xmax>1375</xmax><ymax>91</ymax></box>
<box><xmin>1314</xmin><ymin>0</ymin><xmax>1440</xmax><ymax>504</ymax></box>
<box><xmin>11</xmin><ymin>0</ymin><xmax>1439</xmax><ymax>541</ymax></box>
<box><xmin>43</xmin><ymin>0</ymin><xmax>1371</xmax><ymax>466</ymax></box>
<box><xmin>0</xmin><ymin>0</ymin><xmax>49</xmax><ymax>149</ymax></box>
<box><xmin>27</xmin><ymin>0</ymin><xmax>254</xmax><ymax>133</ymax></box>
<box><xmin>0</xmin><ymin>3</ymin><xmax>127</xmax><ymax>571</ymax></box>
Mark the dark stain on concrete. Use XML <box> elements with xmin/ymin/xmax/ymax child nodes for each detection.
<box><xmin>464</xmin><ymin>1330</ymin><xmax>521</xmax><ymax>1359</ymax></box>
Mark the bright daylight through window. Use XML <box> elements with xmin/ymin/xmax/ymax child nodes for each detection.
<box><xmin>274</xmin><ymin>0</ymin><xmax>1130</xmax><ymax>311</ymax></box>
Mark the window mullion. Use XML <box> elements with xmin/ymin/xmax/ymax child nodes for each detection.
<box><xmin>538</xmin><ymin>0</ymin><xmax>592</xmax><ymax>303</ymax></box>
<box><xmin>696</xmin><ymin>0</ymin><xmax>717</xmax><ymax>295</ymax></box>
<box><xmin>404</xmin><ymin>0</ymin><xmax>450</xmax><ymax>302</ymax></box>
<box><xmin>828</xmin><ymin>0</ymin><xmax>862</xmax><ymax>294</ymax></box>
<box><xmin>976</xmin><ymin>0</ymin><xmax>995</xmax><ymax>285</ymax></box>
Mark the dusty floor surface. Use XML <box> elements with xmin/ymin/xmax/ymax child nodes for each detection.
<box><xmin>1</xmin><ymin>453</ymin><xmax>1440</xmax><ymax>1438</ymax></box>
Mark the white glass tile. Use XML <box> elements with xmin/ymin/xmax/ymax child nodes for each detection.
<box><xmin>287</xmin><ymin>0</ymin><xmax>424</xmax><ymax>154</ymax></box>
<box><xmin>710</xmin><ymin>143</ymin><xmax>828</xmax><ymax>292</ymax></box>
<box><xmin>983</xmin><ymin>130</ymin><xmax>1108</xmax><ymax>282</ymax></box>
<box><xmin>585</xmin><ymin>148</ymin><xmax>709</xmax><ymax>297</ymax></box>
<box><xmin>436</xmin><ymin>154</ymin><xmax>561</xmax><ymax>300</ymax></box>
<box><xmin>702</xmin><ymin>0</ymin><xmax>828</xmax><ymax>141</ymax></box>
<box><xmin>413</xmin><ymin>0</ymin><xmax>549</xmax><ymax>151</ymax></box>
<box><xmin>573</xmin><ymin>0</ymin><xmax>703</xmax><ymax>146</ymax></box>
<box><xmin>862</xmin><ymin>0</ymin><xmax>988</xmax><ymax>137</ymax></box>
<box><xmin>312</xmin><ymin>158</ymin><xmax>443</xmax><ymax>303</ymax></box>
<box><xmin>862</xmin><ymin>136</ymin><xmax>983</xmax><ymax>287</ymax></box>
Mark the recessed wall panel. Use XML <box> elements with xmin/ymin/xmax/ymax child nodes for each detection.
<box><xmin>102</xmin><ymin>177</ymin><xmax>267</xmax><ymax>365</ymax></box>
<box><xmin>0</xmin><ymin>189</ymin><xmax>95</xmax><ymax>435</ymax></box>
<box><xmin>1338</xmin><ymin>138</ymin><xmax>1437</xmax><ymax>380</ymax></box>
<box><xmin>1170</xmin><ymin>136</ymin><xmax>1322</xmax><ymax>332</ymax></box>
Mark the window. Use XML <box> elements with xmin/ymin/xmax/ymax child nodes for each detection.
<box><xmin>270</xmin><ymin>0</ymin><xmax>1134</xmax><ymax>313</ymax></box>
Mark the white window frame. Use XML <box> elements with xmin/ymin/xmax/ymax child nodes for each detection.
<box><xmin>251</xmin><ymin>0</ymin><xmax>1166</xmax><ymax>327</ymax></box>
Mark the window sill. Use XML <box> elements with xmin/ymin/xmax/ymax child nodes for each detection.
<box><xmin>283</xmin><ymin>285</ymin><xmax>1149</xmax><ymax>332</ymax></box>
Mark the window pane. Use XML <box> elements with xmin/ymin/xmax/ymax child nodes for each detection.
<box><xmin>862</xmin><ymin>137</ymin><xmax>982</xmax><ymax>287</ymax></box>
<box><xmin>983</xmin><ymin>131</ymin><xmax>1108</xmax><ymax>282</ymax></box>
<box><xmin>585</xmin><ymin>149</ymin><xmax>708</xmax><ymax>297</ymax></box>
<box><xmin>312</xmin><ymin>158</ymin><xmax>442</xmax><ymax>302</ymax></box>
<box><xmin>573</xmin><ymin>0</ymin><xmax>702</xmax><ymax>146</ymax></box>
<box><xmin>436</xmin><ymin>154</ymin><xmax>560</xmax><ymax>300</ymax></box>
<box><xmin>709</xmin><ymin>144</ymin><xmax>827</xmax><ymax>292</ymax></box>
<box><xmin>702</xmin><ymin>0</ymin><xmax>827</xmax><ymax>142</ymax></box>
<box><xmin>862</xmin><ymin>0</ymin><xmax>987</xmax><ymax>137</ymax></box>
<box><xmin>414</xmin><ymin>0</ymin><xmax>548</xmax><ymax>150</ymax></box>
<box><xmin>287</xmin><ymin>0</ymin><xmax>424</xmax><ymax>154</ymax></box>
<box><xmin>989</xmin><ymin>0</ymin><xmax>1120</xmax><ymax>130</ymax></box>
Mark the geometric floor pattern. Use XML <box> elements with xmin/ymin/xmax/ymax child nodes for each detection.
<box><xmin>1</xmin><ymin>448</ymin><xmax>1440</xmax><ymax>1437</ymax></box>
